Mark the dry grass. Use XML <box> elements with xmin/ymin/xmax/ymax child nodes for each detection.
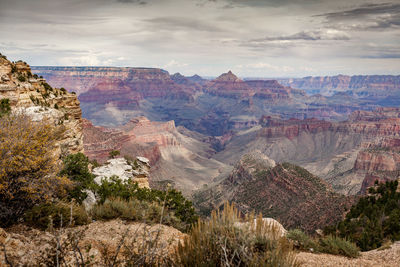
<box><xmin>174</xmin><ymin>202</ymin><xmax>299</xmax><ymax>267</ymax></box>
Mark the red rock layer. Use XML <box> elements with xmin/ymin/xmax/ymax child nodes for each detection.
<box><xmin>257</xmin><ymin>117</ymin><xmax>332</xmax><ymax>140</ymax></box>
<box><xmin>83</xmin><ymin>117</ymin><xmax>181</xmax><ymax>164</ymax></box>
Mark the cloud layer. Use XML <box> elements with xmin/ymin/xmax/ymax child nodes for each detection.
<box><xmin>0</xmin><ymin>0</ymin><xmax>399</xmax><ymax>77</ymax></box>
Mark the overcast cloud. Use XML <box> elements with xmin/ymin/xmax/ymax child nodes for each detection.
<box><xmin>0</xmin><ymin>0</ymin><xmax>399</xmax><ymax>77</ymax></box>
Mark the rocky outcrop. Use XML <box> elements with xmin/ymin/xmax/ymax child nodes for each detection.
<box><xmin>0</xmin><ymin>56</ymin><xmax>83</xmax><ymax>157</ymax></box>
<box><xmin>92</xmin><ymin>157</ymin><xmax>150</xmax><ymax>189</ymax></box>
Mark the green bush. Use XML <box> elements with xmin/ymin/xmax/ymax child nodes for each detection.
<box><xmin>24</xmin><ymin>201</ymin><xmax>89</xmax><ymax>229</ymax></box>
<box><xmin>287</xmin><ymin>229</ymin><xmax>359</xmax><ymax>258</ymax></box>
<box><xmin>59</xmin><ymin>153</ymin><xmax>97</xmax><ymax>203</ymax></box>
<box><xmin>97</xmin><ymin>176</ymin><xmax>198</xmax><ymax>230</ymax></box>
<box><xmin>287</xmin><ymin>229</ymin><xmax>320</xmax><ymax>251</ymax></box>
<box><xmin>174</xmin><ymin>202</ymin><xmax>299</xmax><ymax>266</ymax></box>
<box><xmin>325</xmin><ymin>180</ymin><xmax>400</xmax><ymax>251</ymax></box>
<box><xmin>319</xmin><ymin>235</ymin><xmax>359</xmax><ymax>258</ymax></box>
<box><xmin>109</xmin><ymin>150</ymin><xmax>120</xmax><ymax>159</ymax></box>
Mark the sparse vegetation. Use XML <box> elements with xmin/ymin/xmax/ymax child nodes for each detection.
<box><xmin>287</xmin><ymin>229</ymin><xmax>359</xmax><ymax>258</ymax></box>
<box><xmin>174</xmin><ymin>202</ymin><xmax>299</xmax><ymax>266</ymax></box>
<box><xmin>91</xmin><ymin>197</ymin><xmax>184</xmax><ymax>230</ymax></box>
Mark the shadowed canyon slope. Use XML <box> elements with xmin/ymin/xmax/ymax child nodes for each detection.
<box><xmin>194</xmin><ymin>152</ymin><xmax>355</xmax><ymax>233</ymax></box>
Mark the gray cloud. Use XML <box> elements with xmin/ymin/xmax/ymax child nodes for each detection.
<box><xmin>251</xmin><ymin>30</ymin><xmax>350</xmax><ymax>42</ymax></box>
<box><xmin>317</xmin><ymin>3</ymin><xmax>400</xmax><ymax>20</ymax></box>
<box><xmin>144</xmin><ymin>17</ymin><xmax>224</xmax><ymax>32</ymax></box>
<box><xmin>116</xmin><ymin>0</ymin><xmax>148</xmax><ymax>4</ymax></box>
<box><xmin>0</xmin><ymin>0</ymin><xmax>399</xmax><ymax>76</ymax></box>
<box><xmin>317</xmin><ymin>2</ymin><xmax>400</xmax><ymax>30</ymax></box>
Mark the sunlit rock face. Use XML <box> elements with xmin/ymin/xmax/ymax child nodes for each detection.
<box><xmin>92</xmin><ymin>157</ymin><xmax>150</xmax><ymax>189</ymax></box>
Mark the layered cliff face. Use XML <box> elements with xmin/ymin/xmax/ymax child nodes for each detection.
<box><xmin>194</xmin><ymin>152</ymin><xmax>354</xmax><ymax>233</ymax></box>
<box><xmin>214</xmin><ymin>108</ymin><xmax>400</xmax><ymax>195</ymax></box>
<box><xmin>32</xmin><ymin>66</ymin><xmax>371</xmax><ymax>136</ymax></box>
<box><xmin>0</xmin><ymin>56</ymin><xmax>83</xmax><ymax>157</ymax></box>
<box><xmin>83</xmin><ymin>116</ymin><xmax>231</xmax><ymax>193</ymax></box>
<box><xmin>279</xmin><ymin>75</ymin><xmax>400</xmax><ymax>98</ymax></box>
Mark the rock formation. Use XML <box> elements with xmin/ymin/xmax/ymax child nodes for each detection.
<box><xmin>32</xmin><ymin>66</ymin><xmax>373</xmax><ymax>136</ymax></box>
<box><xmin>92</xmin><ymin>157</ymin><xmax>150</xmax><ymax>189</ymax></box>
<box><xmin>83</xmin><ymin>116</ymin><xmax>231</xmax><ymax>194</ymax></box>
<box><xmin>213</xmin><ymin>108</ymin><xmax>400</xmax><ymax>195</ymax></box>
<box><xmin>0</xmin><ymin>56</ymin><xmax>83</xmax><ymax>158</ymax></box>
<box><xmin>279</xmin><ymin>74</ymin><xmax>400</xmax><ymax>98</ymax></box>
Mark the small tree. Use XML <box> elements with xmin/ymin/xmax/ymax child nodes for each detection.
<box><xmin>59</xmin><ymin>153</ymin><xmax>96</xmax><ymax>203</ymax></box>
<box><xmin>109</xmin><ymin>150</ymin><xmax>120</xmax><ymax>159</ymax></box>
<box><xmin>0</xmin><ymin>113</ymin><xmax>72</xmax><ymax>227</ymax></box>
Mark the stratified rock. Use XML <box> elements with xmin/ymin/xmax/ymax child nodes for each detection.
<box><xmin>83</xmin><ymin>116</ymin><xmax>231</xmax><ymax>194</ymax></box>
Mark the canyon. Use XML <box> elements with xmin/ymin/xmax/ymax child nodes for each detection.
<box><xmin>29</xmin><ymin>64</ymin><xmax>400</xmax><ymax>229</ymax></box>
<box><xmin>32</xmin><ymin>67</ymin><xmax>379</xmax><ymax>136</ymax></box>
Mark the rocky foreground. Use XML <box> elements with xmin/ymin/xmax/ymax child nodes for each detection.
<box><xmin>0</xmin><ymin>219</ymin><xmax>186</xmax><ymax>266</ymax></box>
<box><xmin>2</xmin><ymin>220</ymin><xmax>399</xmax><ymax>266</ymax></box>
<box><xmin>297</xmin><ymin>242</ymin><xmax>400</xmax><ymax>267</ymax></box>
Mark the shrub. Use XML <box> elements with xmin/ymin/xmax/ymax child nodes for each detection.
<box><xmin>42</xmin><ymin>82</ymin><xmax>53</xmax><ymax>92</ymax></box>
<box><xmin>287</xmin><ymin>229</ymin><xmax>359</xmax><ymax>258</ymax></box>
<box><xmin>24</xmin><ymin>201</ymin><xmax>90</xmax><ymax>229</ymax></box>
<box><xmin>174</xmin><ymin>202</ymin><xmax>299</xmax><ymax>266</ymax></box>
<box><xmin>97</xmin><ymin>177</ymin><xmax>198</xmax><ymax>230</ymax></box>
<box><xmin>318</xmin><ymin>235</ymin><xmax>359</xmax><ymax>258</ymax></box>
<box><xmin>17</xmin><ymin>74</ymin><xmax>26</xmax><ymax>82</ymax></box>
<box><xmin>286</xmin><ymin>229</ymin><xmax>320</xmax><ymax>251</ymax></box>
<box><xmin>91</xmin><ymin>197</ymin><xmax>184</xmax><ymax>230</ymax></box>
<box><xmin>0</xmin><ymin>113</ymin><xmax>71</xmax><ymax>227</ymax></box>
<box><xmin>59</xmin><ymin>153</ymin><xmax>97</xmax><ymax>203</ymax></box>
<box><xmin>325</xmin><ymin>180</ymin><xmax>400</xmax><ymax>251</ymax></box>
<box><xmin>109</xmin><ymin>150</ymin><xmax>120</xmax><ymax>159</ymax></box>
<box><xmin>0</xmin><ymin>98</ymin><xmax>11</xmax><ymax>117</ymax></box>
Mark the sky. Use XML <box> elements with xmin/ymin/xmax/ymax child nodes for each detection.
<box><xmin>0</xmin><ymin>0</ymin><xmax>399</xmax><ymax>77</ymax></box>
